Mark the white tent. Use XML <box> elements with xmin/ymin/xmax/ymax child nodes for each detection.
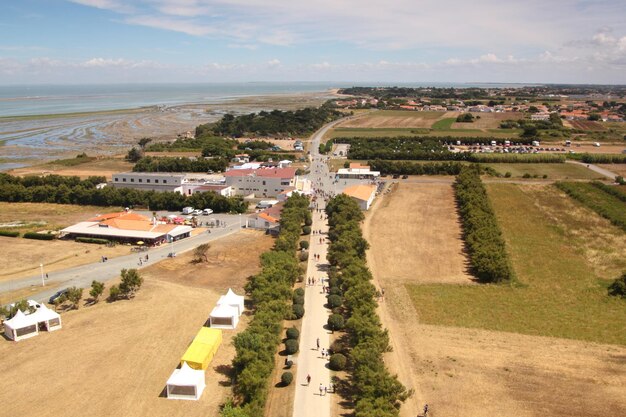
<box><xmin>4</xmin><ymin>310</ymin><xmax>38</xmax><ymax>342</ymax></box>
<box><xmin>217</xmin><ymin>288</ymin><xmax>245</xmax><ymax>316</ymax></box>
<box><xmin>209</xmin><ymin>304</ymin><xmax>239</xmax><ymax>329</ymax></box>
<box><xmin>166</xmin><ymin>362</ymin><xmax>206</xmax><ymax>400</ymax></box>
<box><xmin>30</xmin><ymin>305</ymin><xmax>62</xmax><ymax>332</ymax></box>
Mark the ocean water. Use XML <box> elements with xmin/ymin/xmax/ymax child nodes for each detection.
<box><xmin>0</xmin><ymin>82</ymin><xmax>532</xmax><ymax>117</ymax></box>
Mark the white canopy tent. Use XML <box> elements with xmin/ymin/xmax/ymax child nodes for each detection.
<box><xmin>4</xmin><ymin>310</ymin><xmax>38</xmax><ymax>342</ymax></box>
<box><xmin>209</xmin><ymin>304</ymin><xmax>239</xmax><ymax>329</ymax></box>
<box><xmin>29</xmin><ymin>305</ymin><xmax>62</xmax><ymax>332</ymax></box>
<box><xmin>166</xmin><ymin>362</ymin><xmax>206</xmax><ymax>400</ymax></box>
<box><xmin>217</xmin><ymin>288</ymin><xmax>245</xmax><ymax>316</ymax></box>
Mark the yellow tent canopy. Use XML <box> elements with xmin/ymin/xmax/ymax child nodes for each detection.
<box><xmin>181</xmin><ymin>328</ymin><xmax>222</xmax><ymax>370</ymax></box>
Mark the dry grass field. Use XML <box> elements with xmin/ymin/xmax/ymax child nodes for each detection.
<box><xmin>8</xmin><ymin>157</ymin><xmax>133</xmax><ymax>180</ymax></box>
<box><xmin>598</xmin><ymin>163</ymin><xmax>626</xmax><ymax>177</ymax></box>
<box><xmin>451</xmin><ymin>112</ymin><xmax>524</xmax><ymax>130</ymax></box>
<box><xmin>363</xmin><ymin>183</ymin><xmax>626</xmax><ymax>417</ymax></box>
<box><xmin>337</xmin><ymin>110</ymin><xmax>447</xmax><ymax>129</ymax></box>
<box><xmin>0</xmin><ymin>230</ymin><xmax>274</xmax><ymax>417</ymax></box>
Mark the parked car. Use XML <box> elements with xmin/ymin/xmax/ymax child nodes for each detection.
<box><xmin>402</xmin><ymin>175</ymin><xmax>408</xmax><ymax>179</ymax></box>
<box><xmin>392</xmin><ymin>174</ymin><xmax>399</xmax><ymax>179</ymax></box>
<box><xmin>203</xmin><ymin>208</ymin><xmax>214</xmax><ymax>215</ymax></box>
<box><xmin>192</xmin><ymin>209</ymin><xmax>203</xmax><ymax>216</ymax></box>
<box><xmin>49</xmin><ymin>289</ymin><xmax>69</xmax><ymax>304</ymax></box>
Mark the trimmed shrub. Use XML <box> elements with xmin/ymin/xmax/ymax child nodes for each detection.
<box><xmin>299</xmin><ymin>251</ymin><xmax>309</xmax><ymax>262</ymax></box>
<box><xmin>329</xmin><ymin>353</ymin><xmax>347</xmax><ymax>371</ymax></box>
<box><xmin>281</xmin><ymin>371</ymin><xmax>293</xmax><ymax>386</ymax></box>
<box><xmin>23</xmin><ymin>232</ymin><xmax>55</xmax><ymax>240</ymax></box>
<box><xmin>302</xmin><ymin>226</ymin><xmax>311</xmax><ymax>235</ymax></box>
<box><xmin>0</xmin><ymin>230</ymin><xmax>19</xmax><ymax>237</ymax></box>
<box><xmin>294</xmin><ymin>287</ymin><xmax>305</xmax><ymax>297</ymax></box>
<box><xmin>292</xmin><ymin>303</ymin><xmax>305</xmax><ymax>319</ymax></box>
<box><xmin>286</xmin><ymin>327</ymin><xmax>300</xmax><ymax>340</ymax></box>
<box><xmin>284</xmin><ymin>339</ymin><xmax>299</xmax><ymax>354</ymax></box>
<box><xmin>76</xmin><ymin>237</ymin><xmax>110</xmax><ymax>245</ymax></box>
<box><xmin>327</xmin><ymin>314</ymin><xmax>345</xmax><ymax>331</ymax></box>
<box><xmin>299</xmin><ymin>240</ymin><xmax>310</xmax><ymax>250</ymax></box>
<box><xmin>329</xmin><ymin>286</ymin><xmax>342</xmax><ymax>296</ymax></box>
<box><xmin>292</xmin><ymin>295</ymin><xmax>305</xmax><ymax>305</ymax></box>
<box><xmin>330</xmin><ymin>340</ymin><xmax>345</xmax><ymax>354</ymax></box>
<box><xmin>327</xmin><ymin>294</ymin><xmax>342</xmax><ymax>309</ymax></box>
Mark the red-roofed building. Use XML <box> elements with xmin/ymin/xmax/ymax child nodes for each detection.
<box><xmin>224</xmin><ymin>167</ymin><xmax>297</xmax><ymax>198</ymax></box>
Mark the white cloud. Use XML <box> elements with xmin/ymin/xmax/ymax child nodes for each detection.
<box><xmin>267</xmin><ymin>59</ymin><xmax>281</xmax><ymax>67</ymax></box>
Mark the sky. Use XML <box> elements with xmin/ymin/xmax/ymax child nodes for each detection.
<box><xmin>0</xmin><ymin>0</ymin><xmax>625</xmax><ymax>85</ymax></box>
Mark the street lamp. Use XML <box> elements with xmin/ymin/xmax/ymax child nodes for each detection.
<box><xmin>40</xmin><ymin>263</ymin><xmax>45</xmax><ymax>287</ymax></box>
<box><xmin>238</xmin><ymin>213</ymin><xmax>242</xmax><ymax>228</ymax></box>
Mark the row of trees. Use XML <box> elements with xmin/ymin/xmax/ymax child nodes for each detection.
<box><xmin>325</xmin><ymin>194</ymin><xmax>410</xmax><ymax>417</ymax></box>
<box><xmin>470</xmin><ymin>153</ymin><xmax>565</xmax><ymax>163</ymax></box>
<box><xmin>224</xmin><ymin>194</ymin><xmax>310</xmax><ymax>416</ymax></box>
<box><xmin>590</xmin><ymin>181</ymin><xmax>626</xmax><ymax>203</ymax></box>
<box><xmin>368</xmin><ymin>160</ymin><xmax>463</xmax><ymax>175</ymax></box>
<box><xmin>0</xmin><ymin>173</ymin><xmax>246</xmax><ymax>213</ymax></box>
<box><xmin>454</xmin><ymin>166</ymin><xmax>514</xmax><ymax>283</ymax></box>
<box><xmin>132</xmin><ymin>156</ymin><xmax>229</xmax><ymax>173</ymax></box>
<box><xmin>579</xmin><ymin>153</ymin><xmax>626</xmax><ymax>164</ymax></box>
<box><xmin>209</xmin><ymin>105</ymin><xmax>344</xmax><ymax>137</ymax></box>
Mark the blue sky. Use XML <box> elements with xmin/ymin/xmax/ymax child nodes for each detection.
<box><xmin>1</xmin><ymin>0</ymin><xmax>625</xmax><ymax>84</ymax></box>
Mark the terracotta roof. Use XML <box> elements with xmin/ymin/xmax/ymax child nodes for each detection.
<box><xmin>258</xmin><ymin>212</ymin><xmax>279</xmax><ymax>223</ymax></box>
<box><xmin>88</xmin><ymin>212</ymin><xmax>148</xmax><ymax>222</ymax></box>
<box><xmin>349</xmin><ymin>162</ymin><xmax>369</xmax><ymax>170</ymax></box>
<box><xmin>224</xmin><ymin>167</ymin><xmax>296</xmax><ymax>178</ymax></box>
<box><xmin>343</xmin><ymin>184</ymin><xmax>376</xmax><ymax>202</ymax></box>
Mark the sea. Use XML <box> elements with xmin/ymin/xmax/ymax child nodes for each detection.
<box><xmin>0</xmin><ymin>82</ymin><xmax>532</xmax><ymax>117</ymax></box>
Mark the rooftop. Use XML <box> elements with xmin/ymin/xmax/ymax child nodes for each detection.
<box><xmin>224</xmin><ymin>167</ymin><xmax>296</xmax><ymax>178</ymax></box>
<box><xmin>343</xmin><ymin>184</ymin><xmax>377</xmax><ymax>202</ymax></box>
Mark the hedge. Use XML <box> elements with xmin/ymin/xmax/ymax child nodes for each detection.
<box><xmin>329</xmin><ymin>353</ymin><xmax>347</xmax><ymax>371</ymax></box>
<box><xmin>454</xmin><ymin>166</ymin><xmax>514</xmax><ymax>283</ymax></box>
<box><xmin>369</xmin><ymin>160</ymin><xmax>463</xmax><ymax>175</ymax></box>
<box><xmin>284</xmin><ymin>339</ymin><xmax>299</xmax><ymax>355</ymax></box>
<box><xmin>225</xmin><ymin>194</ymin><xmax>309</xmax><ymax>416</ymax></box>
<box><xmin>76</xmin><ymin>237</ymin><xmax>110</xmax><ymax>245</ymax></box>
<box><xmin>286</xmin><ymin>327</ymin><xmax>299</xmax><ymax>340</ymax></box>
<box><xmin>0</xmin><ymin>230</ymin><xmax>19</xmax><ymax>237</ymax></box>
<box><xmin>326</xmin><ymin>194</ymin><xmax>409</xmax><ymax>417</ymax></box>
<box><xmin>23</xmin><ymin>232</ymin><xmax>55</xmax><ymax>241</ymax></box>
<box><xmin>580</xmin><ymin>153</ymin><xmax>626</xmax><ymax>164</ymax></box>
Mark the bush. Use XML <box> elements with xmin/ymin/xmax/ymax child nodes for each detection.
<box><xmin>504</xmin><ymin>172</ymin><xmax>512</xmax><ymax>178</ymax></box>
<box><xmin>286</xmin><ymin>327</ymin><xmax>300</xmax><ymax>340</ymax></box>
<box><xmin>76</xmin><ymin>237</ymin><xmax>109</xmax><ymax>245</ymax></box>
<box><xmin>522</xmin><ymin>173</ymin><xmax>531</xmax><ymax>178</ymax></box>
<box><xmin>299</xmin><ymin>251</ymin><xmax>309</xmax><ymax>262</ymax></box>
<box><xmin>23</xmin><ymin>232</ymin><xmax>55</xmax><ymax>240</ymax></box>
<box><xmin>281</xmin><ymin>372</ymin><xmax>293</xmax><ymax>386</ymax></box>
<box><xmin>329</xmin><ymin>353</ymin><xmax>347</xmax><ymax>371</ymax></box>
<box><xmin>294</xmin><ymin>287</ymin><xmax>305</xmax><ymax>297</ymax></box>
<box><xmin>292</xmin><ymin>303</ymin><xmax>305</xmax><ymax>319</ymax></box>
<box><xmin>299</xmin><ymin>240</ymin><xmax>310</xmax><ymax>250</ymax></box>
<box><xmin>302</xmin><ymin>226</ymin><xmax>311</xmax><ymax>235</ymax></box>
<box><xmin>608</xmin><ymin>273</ymin><xmax>626</xmax><ymax>298</ymax></box>
<box><xmin>284</xmin><ymin>339</ymin><xmax>299</xmax><ymax>354</ymax></box>
<box><xmin>327</xmin><ymin>314</ymin><xmax>345</xmax><ymax>331</ymax></box>
<box><xmin>327</xmin><ymin>294</ymin><xmax>343</xmax><ymax>309</ymax></box>
<box><xmin>330</xmin><ymin>340</ymin><xmax>345</xmax><ymax>354</ymax></box>
<box><xmin>292</xmin><ymin>295</ymin><xmax>305</xmax><ymax>305</ymax></box>
<box><xmin>0</xmin><ymin>230</ymin><xmax>19</xmax><ymax>237</ymax></box>
<box><xmin>108</xmin><ymin>285</ymin><xmax>120</xmax><ymax>301</ymax></box>
<box><xmin>329</xmin><ymin>286</ymin><xmax>342</xmax><ymax>296</ymax></box>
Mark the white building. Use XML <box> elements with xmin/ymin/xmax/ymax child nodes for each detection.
<box><xmin>224</xmin><ymin>167</ymin><xmax>297</xmax><ymax>198</ymax></box>
<box><xmin>112</xmin><ymin>172</ymin><xmax>185</xmax><ymax>193</ymax></box>
<box><xmin>336</xmin><ymin>163</ymin><xmax>380</xmax><ymax>180</ymax></box>
<box><xmin>343</xmin><ymin>184</ymin><xmax>377</xmax><ymax>210</ymax></box>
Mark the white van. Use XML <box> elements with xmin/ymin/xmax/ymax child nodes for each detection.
<box><xmin>182</xmin><ymin>206</ymin><xmax>194</xmax><ymax>215</ymax></box>
<box><xmin>203</xmin><ymin>208</ymin><xmax>214</xmax><ymax>215</ymax></box>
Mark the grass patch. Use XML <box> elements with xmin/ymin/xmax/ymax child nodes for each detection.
<box><xmin>431</xmin><ymin>118</ymin><xmax>456</xmax><ymax>130</ymax></box>
<box><xmin>556</xmin><ymin>182</ymin><xmax>626</xmax><ymax>231</ymax></box>
<box><xmin>407</xmin><ymin>183</ymin><xmax>626</xmax><ymax>345</ymax></box>
<box><xmin>49</xmin><ymin>155</ymin><xmax>97</xmax><ymax>167</ymax></box>
<box><xmin>482</xmin><ymin>163</ymin><xmax>605</xmax><ymax>179</ymax></box>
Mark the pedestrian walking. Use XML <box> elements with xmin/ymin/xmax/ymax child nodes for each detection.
<box><xmin>45</xmin><ymin>273</ymin><xmax>49</xmax><ymax>280</ymax></box>
<box><xmin>324</xmin><ymin>386</ymin><xmax>328</xmax><ymax>395</ymax></box>
<box><xmin>316</xmin><ymin>338</ymin><xmax>320</xmax><ymax>350</ymax></box>
<box><xmin>306</xmin><ymin>374</ymin><xmax>311</xmax><ymax>385</ymax></box>
<box><xmin>321</xmin><ymin>347</ymin><xmax>326</xmax><ymax>357</ymax></box>
<box><xmin>319</xmin><ymin>383</ymin><xmax>323</xmax><ymax>396</ymax></box>
<box><xmin>423</xmin><ymin>404</ymin><xmax>429</xmax><ymax>416</ymax></box>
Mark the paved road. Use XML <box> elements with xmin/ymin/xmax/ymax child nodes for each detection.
<box><xmin>566</xmin><ymin>160</ymin><xmax>619</xmax><ymax>180</ymax></box>
<box><xmin>292</xmin><ymin>121</ymin><xmax>342</xmax><ymax>417</ymax></box>
<box><xmin>1</xmin><ymin>217</ymin><xmax>243</xmax><ymax>304</ymax></box>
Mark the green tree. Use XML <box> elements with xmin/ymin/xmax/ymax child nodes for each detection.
<box><xmin>126</xmin><ymin>147</ymin><xmax>143</xmax><ymax>162</ymax></box>
<box><xmin>608</xmin><ymin>273</ymin><xmax>626</xmax><ymax>298</ymax></box>
<box><xmin>108</xmin><ymin>284</ymin><xmax>121</xmax><ymax>301</ymax></box>
<box><xmin>137</xmin><ymin>137</ymin><xmax>152</xmax><ymax>150</ymax></box>
<box><xmin>89</xmin><ymin>280</ymin><xmax>105</xmax><ymax>304</ymax></box>
<box><xmin>66</xmin><ymin>286</ymin><xmax>83</xmax><ymax>309</ymax></box>
<box><xmin>119</xmin><ymin>268</ymin><xmax>143</xmax><ymax>299</ymax></box>
<box><xmin>193</xmin><ymin>243</ymin><xmax>211</xmax><ymax>263</ymax></box>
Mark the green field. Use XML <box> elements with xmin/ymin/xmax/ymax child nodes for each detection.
<box><xmin>328</xmin><ymin>127</ymin><xmax>521</xmax><ymax>139</ymax></box>
<box><xmin>373</xmin><ymin>110</ymin><xmax>445</xmax><ymax>118</ymax></box>
<box><xmin>483</xmin><ymin>163</ymin><xmax>605</xmax><ymax>179</ymax></box>
<box><xmin>407</xmin><ymin>183</ymin><xmax>626</xmax><ymax>345</ymax></box>
<box><xmin>431</xmin><ymin>118</ymin><xmax>456</xmax><ymax>130</ymax></box>
<box><xmin>556</xmin><ymin>182</ymin><xmax>626</xmax><ymax>231</ymax></box>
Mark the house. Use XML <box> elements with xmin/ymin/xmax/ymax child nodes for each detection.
<box><xmin>112</xmin><ymin>172</ymin><xmax>185</xmax><ymax>193</ymax></box>
<box><xmin>224</xmin><ymin>167</ymin><xmax>297</xmax><ymax>198</ymax></box>
<box><xmin>336</xmin><ymin>163</ymin><xmax>380</xmax><ymax>180</ymax></box>
<box><xmin>183</xmin><ymin>183</ymin><xmax>232</xmax><ymax>197</ymax></box>
<box><xmin>531</xmin><ymin>113</ymin><xmax>551</xmax><ymax>121</ymax></box>
<box><xmin>60</xmin><ymin>211</ymin><xmax>192</xmax><ymax>244</ymax></box>
<box><xmin>342</xmin><ymin>184</ymin><xmax>377</xmax><ymax>210</ymax></box>
<box><xmin>248</xmin><ymin>202</ymin><xmax>284</xmax><ymax>233</ymax></box>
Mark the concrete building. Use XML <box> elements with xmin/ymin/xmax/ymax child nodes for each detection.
<box><xmin>182</xmin><ymin>183</ymin><xmax>232</xmax><ymax>197</ymax></box>
<box><xmin>224</xmin><ymin>167</ymin><xmax>297</xmax><ymax>198</ymax></box>
<box><xmin>248</xmin><ymin>203</ymin><xmax>283</xmax><ymax>234</ymax></box>
<box><xmin>343</xmin><ymin>184</ymin><xmax>377</xmax><ymax>210</ymax></box>
<box><xmin>336</xmin><ymin>163</ymin><xmax>380</xmax><ymax>180</ymax></box>
<box><xmin>112</xmin><ymin>172</ymin><xmax>185</xmax><ymax>193</ymax></box>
